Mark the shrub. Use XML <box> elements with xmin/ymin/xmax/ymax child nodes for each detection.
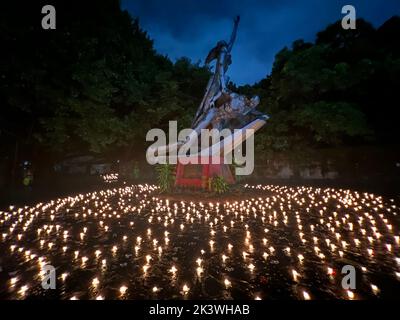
<box><xmin>210</xmin><ymin>176</ymin><xmax>229</xmax><ymax>194</ymax></box>
<box><xmin>156</xmin><ymin>164</ymin><xmax>175</xmax><ymax>192</ymax></box>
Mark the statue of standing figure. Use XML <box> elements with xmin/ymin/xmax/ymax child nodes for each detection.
<box><xmin>191</xmin><ymin>15</ymin><xmax>268</xmax><ymax>134</ymax></box>
<box><xmin>149</xmin><ymin>16</ymin><xmax>268</xmax><ymax>161</ymax></box>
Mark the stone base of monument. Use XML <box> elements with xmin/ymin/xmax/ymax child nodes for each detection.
<box><xmin>175</xmin><ymin>156</ymin><xmax>235</xmax><ymax>189</ymax></box>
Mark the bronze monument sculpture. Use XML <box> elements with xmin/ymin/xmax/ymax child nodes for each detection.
<box><xmin>192</xmin><ymin>16</ymin><xmax>268</xmax><ymax>133</ymax></box>
<box><xmin>148</xmin><ymin>16</ymin><xmax>269</xmax><ymax>187</ymax></box>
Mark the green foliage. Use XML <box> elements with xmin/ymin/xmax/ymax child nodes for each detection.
<box><xmin>252</xmin><ymin>17</ymin><xmax>400</xmax><ymax>153</ymax></box>
<box><xmin>0</xmin><ymin>1</ymin><xmax>209</xmax><ymax>159</ymax></box>
<box><xmin>1</xmin><ymin>1</ymin><xmax>399</xmax><ymax>168</ymax></box>
<box><xmin>156</xmin><ymin>164</ymin><xmax>175</xmax><ymax>193</ymax></box>
<box><xmin>293</xmin><ymin>101</ymin><xmax>371</xmax><ymax>144</ymax></box>
<box><xmin>210</xmin><ymin>176</ymin><xmax>229</xmax><ymax>194</ymax></box>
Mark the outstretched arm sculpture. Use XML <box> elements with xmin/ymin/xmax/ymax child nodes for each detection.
<box><xmin>227</xmin><ymin>15</ymin><xmax>240</xmax><ymax>52</ymax></box>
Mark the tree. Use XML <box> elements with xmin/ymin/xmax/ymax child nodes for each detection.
<box><xmin>248</xmin><ymin>17</ymin><xmax>400</xmax><ymax>155</ymax></box>
<box><xmin>0</xmin><ymin>1</ymin><xmax>210</xmax><ymax>171</ymax></box>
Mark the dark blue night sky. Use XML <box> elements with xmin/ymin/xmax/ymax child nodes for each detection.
<box><xmin>122</xmin><ymin>0</ymin><xmax>400</xmax><ymax>85</ymax></box>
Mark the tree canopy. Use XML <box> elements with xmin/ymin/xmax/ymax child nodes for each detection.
<box><xmin>0</xmin><ymin>1</ymin><xmax>209</xmax><ymax>161</ymax></box>
<box><xmin>247</xmin><ymin>17</ymin><xmax>400</xmax><ymax>154</ymax></box>
<box><xmin>1</xmin><ymin>1</ymin><xmax>399</xmax><ymax>169</ymax></box>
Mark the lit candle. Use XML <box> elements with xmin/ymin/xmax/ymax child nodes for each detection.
<box><xmin>19</xmin><ymin>285</ymin><xmax>28</xmax><ymax>296</ymax></box>
<box><xmin>119</xmin><ymin>285</ymin><xmax>128</xmax><ymax>295</ymax></box>
<box><xmin>92</xmin><ymin>277</ymin><xmax>100</xmax><ymax>287</ymax></box>
<box><xmin>346</xmin><ymin>290</ymin><xmax>354</xmax><ymax>300</ymax></box>
<box><xmin>196</xmin><ymin>266</ymin><xmax>203</xmax><ymax>276</ymax></box>
<box><xmin>182</xmin><ymin>284</ymin><xmax>189</xmax><ymax>294</ymax></box>
<box><xmin>303</xmin><ymin>291</ymin><xmax>311</xmax><ymax>300</ymax></box>
<box><xmin>10</xmin><ymin>277</ymin><xmax>18</xmax><ymax>287</ymax></box>
<box><xmin>371</xmin><ymin>284</ymin><xmax>379</xmax><ymax>294</ymax></box>
<box><xmin>292</xmin><ymin>269</ymin><xmax>299</xmax><ymax>282</ymax></box>
<box><xmin>169</xmin><ymin>265</ymin><xmax>177</xmax><ymax>275</ymax></box>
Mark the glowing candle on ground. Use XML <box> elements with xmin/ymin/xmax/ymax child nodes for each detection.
<box><xmin>119</xmin><ymin>285</ymin><xmax>128</xmax><ymax>295</ymax></box>
<box><xmin>196</xmin><ymin>266</ymin><xmax>204</xmax><ymax>276</ymax></box>
<box><xmin>292</xmin><ymin>270</ymin><xmax>299</xmax><ymax>282</ymax></box>
<box><xmin>19</xmin><ymin>285</ymin><xmax>28</xmax><ymax>295</ymax></box>
<box><xmin>170</xmin><ymin>265</ymin><xmax>178</xmax><ymax>275</ymax></box>
<box><xmin>182</xmin><ymin>284</ymin><xmax>190</xmax><ymax>294</ymax></box>
<box><xmin>10</xmin><ymin>277</ymin><xmax>18</xmax><ymax>286</ymax></box>
<box><xmin>371</xmin><ymin>284</ymin><xmax>379</xmax><ymax>294</ymax></box>
<box><xmin>81</xmin><ymin>256</ymin><xmax>88</xmax><ymax>265</ymax></box>
<box><xmin>347</xmin><ymin>290</ymin><xmax>354</xmax><ymax>300</ymax></box>
<box><xmin>303</xmin><ymin>291</ymin><xmax>311</xmax><ymax>300</ymax></box>
<box><xmin>92</xmin><ymin>277</ymin><xmax>100</xmax><ymax>287</ymax></box>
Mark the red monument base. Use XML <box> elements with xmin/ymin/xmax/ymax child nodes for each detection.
<box><xmin>175</xmin><ymin>156</ymin><xmax>235</xmax><ymax>189</ymax></box>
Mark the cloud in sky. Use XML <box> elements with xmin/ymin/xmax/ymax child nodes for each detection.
<box><xmin>122</xmin><ymin>0</ymin><xmax>400</xmax><ymax>85</ymax></box>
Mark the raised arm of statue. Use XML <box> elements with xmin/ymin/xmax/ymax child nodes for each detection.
<box><xmin>227</xmin><ymin>15</ymin><xmax>240</xmax><ymax>52</ymax></box>
<box><xmin>192</xmin><ymin>16</ymin><xmax>241</xmax><ymax>128</ymax></box>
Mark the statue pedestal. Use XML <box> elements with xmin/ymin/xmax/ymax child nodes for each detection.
<box><xmin>175</xmin><ymin>156</ymin><xmax>235</xmax><ymax>189</ymax></box>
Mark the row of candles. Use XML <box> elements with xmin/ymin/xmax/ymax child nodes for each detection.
<box><xmin>0</xmin><ymin>183</ymin><xmax>399</xmax><ymax>299</ymax></box>
<box><xmin>100</xmin><ymin>173</ymin><xmax>119</xmax><ymax>183</ymax></box>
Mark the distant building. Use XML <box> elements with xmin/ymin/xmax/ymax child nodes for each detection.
<box><xmin>54</xmin><ymin>155</ymin><xmax>113</xmax><ymax>176</ymax></box>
